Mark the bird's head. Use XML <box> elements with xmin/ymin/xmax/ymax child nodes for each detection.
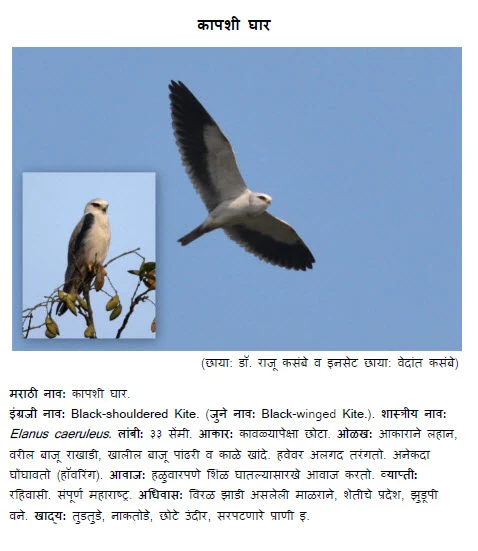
<box><xmin>85</xmin><ymin>198</ymin><xmax>109</xmax><ymax>214</ymax></box>
<box><xmin>250</xmin><ymin>193</ymin><xmax>272</xmax><ymax>214</ymax></box>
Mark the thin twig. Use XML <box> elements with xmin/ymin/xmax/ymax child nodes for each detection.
<box><xmin>24</xmin><ymin>322</ymin><xmax>46</xmax><ymax>333</ymax></box>
<box><xmin>23</xmin><ymin>313</ymin><xmax>33</xmax><ymax>338</ymax></box>
<box><xmin>105</xmin><ymin>273</ymin><xmax>117</xmax><ymax>296</ymax></box>
<box><xmin>22</xmin><ymin>302</ymin><xmax>48</xmax><ymax>315</ymax></box>
<box><xmin>116</xmin><ymin>289</ymin><xmax>150</xmax><ymax>338</ymax></box>
<box><xmin>104</xmin><ymin>248</ymin><xmax>142</xmax><ymax>268</ymax></box>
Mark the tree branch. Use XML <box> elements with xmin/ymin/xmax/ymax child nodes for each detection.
<box><xmin>116</xmin><ymin>289</ymin><xmax>151</xmax><ymax>339</ymax></box>
<box><xmin>23</xmin><ymin>247</ymin><xmax>154</xmax><ymax>339</ymax></box>
<box><xmin>104</xmin><ymin>248</ymin><xmax>143</xmax><ymax>268</ymax></box>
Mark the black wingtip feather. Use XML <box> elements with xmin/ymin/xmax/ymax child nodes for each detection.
<box><xmin>229</xmin><ymin>224</ymin><xmax>315</xmax><ymax>271</ymax></box>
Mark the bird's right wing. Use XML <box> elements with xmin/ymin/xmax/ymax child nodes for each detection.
<box><xmin>224</xmin><ymin>212</ymin><xmax>315</xmax><ymax>271</ymax></box>
<box><xmin>169</xmin><ymin>80</ymin><xmax>248</xmax><ymax>212</ymax></box>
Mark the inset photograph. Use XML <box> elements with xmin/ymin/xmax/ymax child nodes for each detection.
<box><xmin>22</xmin><ymin>172</ymin><xmax>156</xmax><ymax>339</ymax></box>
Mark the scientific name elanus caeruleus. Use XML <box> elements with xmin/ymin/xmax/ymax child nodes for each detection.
<box><xmin>169</xmin><ymin>80</ymin><xmax>315</xmax><ymax>271</ymax></box>
<box><xmin>57</xmin><ymin>198</ymin><xmax>111</xmax><ymax>315</ymax></box>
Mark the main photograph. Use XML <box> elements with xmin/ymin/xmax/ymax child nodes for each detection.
<box><xmin>13</xmin><ymin>48</ymin><xmax>461</xmax><ymax>350</ymax></box>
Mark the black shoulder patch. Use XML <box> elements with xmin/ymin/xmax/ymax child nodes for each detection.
<box><xmin>73</xmin><ymin>213</ymin><xmax>95</xmax><ymax>255</ymax></box>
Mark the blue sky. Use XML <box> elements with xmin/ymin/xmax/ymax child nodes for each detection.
<box><xmin>13</xmin><ymin>48</ymin><xmax>461</xmax><ymax>350</ymax></box>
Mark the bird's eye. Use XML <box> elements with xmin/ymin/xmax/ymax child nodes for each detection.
<box><xmin>92</xmin><ymin>203</ymin><xmax>100</xmax><ymax>208</ymax></box>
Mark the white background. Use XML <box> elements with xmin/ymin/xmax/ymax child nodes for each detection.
<box><xmin>2</xmin><ymin>1</ymin><xmax>476</xmax><ymax>549</ymax></box>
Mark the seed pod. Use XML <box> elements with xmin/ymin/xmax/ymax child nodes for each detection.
<box><xmin>105</xmin><ymin>294</ymin><xmax>120</xmax><ymax>311</ymax></box>
<box><xmin>84</xmin><ymin>324</ymin><xmax>95</xmax><ymax>338</ymax></box>
<box><xmin>45</xmin><ymin>328</ymin><xmax>56</xmax><ymax>339</ymax></box>
<box><xmin>109</xmin><ymin>303</ymin><xmax>122</xmax><ymax>321</ymax></box>
<box><xmin>76</xmin><ymin>295</ymin><xmax>88</xmax><ymax>310</ymax></box>
<box><xmin>151</xmin><ymin>318</ymin><xmax>156</xmax><ymax>333</ymax></box>
<box><xmin>66</xmin><ymin>299</ymin><xmax>77</xmax><ymax>316</ymax></box>
<box><xmin>45</xmin><ymin>316</ymin><xmax>60</xmax><ymax>336</ymax></box>
<box><xmin>94</xmin><ymin>266</ymin><xmax>106</xmax><ymax>291</ymax></box>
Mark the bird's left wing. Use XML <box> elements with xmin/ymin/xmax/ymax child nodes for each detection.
<box><xmin>169</xmin><ymin>80</ymin><xmax>248</xmax><ymax>212</ymax></box>
<box><xmin>224</xmin><ymin>212</ymin><xmax>315</xmax><ymax>271</ymax></box>
<box><xmin>67</xmin><ymin>213</ymin><xmax>95</xmax><ymax>268</ymax></box>
<box><xmin>60</xmin><ymin>214</ymin><xmax>95</xmax><ymax>307</ymax></box>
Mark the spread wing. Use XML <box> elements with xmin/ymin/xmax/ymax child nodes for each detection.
<box><xmin>224</xmin><ymin>212</ymin><xmax>315</xmax><ymax>271</ymax></box>
<box><xmin>169</xmin><ymin>80</ymin><xmax>248</xmax><ymax>212</ymax></box>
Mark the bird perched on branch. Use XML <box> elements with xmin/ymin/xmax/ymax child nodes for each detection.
<box><xmin>169</xmin><ymin>80</ymin><xmax>315</xmax><ymax>271</ymax></box>
<box><xmin>57</xmin><ymin>198</ymin><xmax>111</xmax><ymax>315</ymax></box>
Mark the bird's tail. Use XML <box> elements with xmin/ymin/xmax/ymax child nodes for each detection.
<box><xmin>178</xmin><ymin>224</ymin><xmax>211</xmax><ymax>246</ymax></box>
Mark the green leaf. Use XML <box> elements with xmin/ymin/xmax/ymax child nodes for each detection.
<box><xmin>141</xmin><ymin>261</ymin><xmax>156</xmax><ymax>275</ymax></box>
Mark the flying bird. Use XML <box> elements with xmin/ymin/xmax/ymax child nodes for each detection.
<box><xmin>169</xmin><ymin>80</ymin><xmax>315</xmax><ymax>271</ymax></box>
<box><xmin>57</xmin><ymin>198</ymin><xmax>111</xmax><ymax>315</ymax></box>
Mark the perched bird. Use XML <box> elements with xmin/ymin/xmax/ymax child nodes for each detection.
<box><xmin>57</xmin><ymin>198</ymin><xmax>111</xmax><ymax>315</ymax></box>
<box><xmin>169</xmin><ymin>80</ymin><xmax>315</xmax><ymax>271</ymax></box>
